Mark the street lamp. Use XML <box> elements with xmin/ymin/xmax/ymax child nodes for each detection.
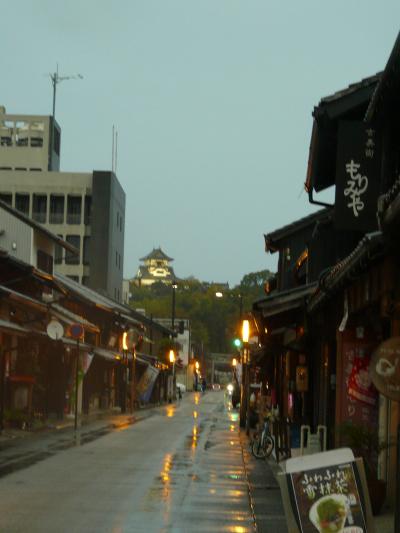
<box><xmin>240</xmin><ymin>319</ymin><xmax>251</xmax><ymax>429</ymax></box>
<box><xmin>169</xmin><ymin>349</ymin><xmax>175</xmax><ymax>403</ymax></box>
<box><xmin>171</xmin><ymin>282</ymin><xmax>178</xmax><ymax>331</ymax></box>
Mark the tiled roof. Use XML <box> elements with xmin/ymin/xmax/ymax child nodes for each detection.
<box><xmin>365</xmin><ymin>31</ymin><xmax>400</xmax><ymax>121</ymax></box>
<box><xmin>318</xmin><ymin>73</ymin><xmax>381</xmax><ymax>106</ymax></box>
<box><xmin>140</xmin><ymin>247</ymin><xmax>173</xmax><ymax>262</ymax></box>
<box><xmin>264</xmin><ymin>208</ymin><xmax>333</xmax><ymax>252</ymax></box>
<box><xmin>307</xmin><ymin>232</ymin><xmax>385</xmax><ymax>312</ymax></box>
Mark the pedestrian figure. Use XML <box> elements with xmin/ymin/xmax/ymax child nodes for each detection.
<box><xmin>177</xmin><ymin>387</ymin><xmax>182</xmax><ymax>400</ymax></box>
<box><xmin>201</xmin><ymin>377</ymin><xmax>207</xmax><ymax>393</ymax></box>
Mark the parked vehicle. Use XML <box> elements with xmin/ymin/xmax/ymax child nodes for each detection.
<box><xmin>251</xmin><ymin>418</ymin><xmax>274</xmax><ymax>459</ymax></box>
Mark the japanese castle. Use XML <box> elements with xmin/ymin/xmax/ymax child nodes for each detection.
<box><xmin>134</xmin><ymin>247</ymin><xmax>178</xmax><ymax>286</ymax></box>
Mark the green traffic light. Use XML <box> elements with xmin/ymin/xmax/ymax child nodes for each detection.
<box><xmin>233</xmin><ymin>338</ymin><xmax>242</xmax><ymax>348</ymax></box>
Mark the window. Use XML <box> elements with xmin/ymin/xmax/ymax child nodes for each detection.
<box><xmin>82</xmin><ymin>276</ymin><xmax>90</xmax><ymax>286</ymax></box>
<box><xmin>55</xmin><ymin>235</ymin><xmax>63</xmax><ymax>265</ymax></box>
<box><xmin>37</xmin><ymin>250</ymin><xmax>53</xmax><ymax>275</ymax></box>
<box><xmin>65</xmin><ymin>235</ymin><xmax>80</xmax><ymax>265</ymax></box>
<box><xmin>0</xmin><ymin>193</ymin><xmax>12</xmax><ymax>205</ymax></box>
<box><xmin>15</xmin><ymin>121</ymin><xmax>29</xmax><ymax>147</ymax></box>
<box><xmin>32</xmin><ymin>194</ymin><xmax>47</xmax><ymax>223</ymax></box>
<box><xmin>67</xmin><ymin>195</ymin><xmax>82</xmax><ymax>225</ymax></box>
<box><xmin>15</xmin><ymin>194</ymin><xmax>29</xmax><ymax>215</ymax></box>
<box><xmin>84</xmin><ymin>196</ymin><xmax>92</xmax><ymax>225</ymax></box>
<box><xmin>50</xmin><ymin>195</ymin><xmax>64</xmax><ymax>224</ymax></box>
<box><xmin>0</xmin><ymin>136</ymin><xmax>12</xmax><ymax>146</ymax></box>
<box><xmin>67</xmin><ymin>275</ymin><xmax>79</xmax><ymax>283</ymax></box>
<box><xmin>30</xmin><ymin>137</ymin><xmax>43</xmax><ymax>148</ymax></box>
<box><xmin>15</xmin><ymin>167</ymin><xmax>27</xmax><ymax>171</ymax></box>
<box><xmin>120</xmin><ymin>215</ymin><xmax>123</xmax><ymax>231</ymax></box>
<box><xmin>116</xmin><ymin>251</ymin><xmax>118</xmax><ymax>266</ymax></box>
<box><xmin>83</xmin><ymin>236</ymin><xmax>90</xmax><ymax>265</ymax></box>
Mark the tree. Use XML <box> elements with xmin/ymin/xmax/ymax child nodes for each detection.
<box><xmin>240</xmin><ymin>269</ymin><xmax>274</xmax><ymax>289</ymax></box>
<box><xmin>129</xmin><ymin>270</ymin><xmax>275</xmax><ymax>355</ymax></box>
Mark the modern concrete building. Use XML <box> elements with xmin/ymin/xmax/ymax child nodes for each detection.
<box><xmin>0</xmin><ymin>105</ymin><xmax>60</xmax><ymax>171</ymax></box>
<box><xmin>0</xmin><ymin>106</ymin><xmax>125</xmax><ymax>301</ymax></box>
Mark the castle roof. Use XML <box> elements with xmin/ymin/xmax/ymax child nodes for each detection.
<box><xmin>139</xmin><ymin>247</ymin><xmax>173</xmax><ymax>262</ymax></box>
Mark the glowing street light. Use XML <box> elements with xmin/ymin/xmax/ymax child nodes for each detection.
<box><xmin>242</xmin><ymin>320</ymin><xmax>250</xmax><ymax>344</ymax></box>
<box><xmin>169</xmin><ymin>349</ymin><xmax>175</xmax><ymax>364</ymax></box>
<box><xmin>232</xmin><ymin>358</ymin><xmax>237</xmax><ymax>367</ymax></box>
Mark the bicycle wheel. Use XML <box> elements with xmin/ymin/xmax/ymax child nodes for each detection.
<box><xmin>264</xmin><ymin>435</ymin><xmax>274</xmax><ymax>458</ymax></box>
<box><xmin>251</xmin><ymin>437</ymin><xmax>266</xmax><ymax>459</ymax></box>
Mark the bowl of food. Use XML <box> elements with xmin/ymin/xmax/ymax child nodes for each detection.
<box><xmin>309</xmin><ymin>494</ymin><xmax>348</xmax><ymax>533</ymax></box>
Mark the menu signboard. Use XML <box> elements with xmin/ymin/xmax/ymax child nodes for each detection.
<box><xmin>289</xmin><ymin>462</ymin><xmax>366</xmax><ymax>532</ymax></box>
<box><xmin>278</xmin><ymin>449</ymin><xmax>374</xmax><ymax>533</ymax></box>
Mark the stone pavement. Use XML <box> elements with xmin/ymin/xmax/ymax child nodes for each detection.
<box><xmin>240</xmin><ymin>430</ymin><xmax>287</xmax><ymax>533</ymax></box>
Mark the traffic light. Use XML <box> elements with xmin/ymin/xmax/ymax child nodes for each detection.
<box><xmin>233</xmin><ymin>338</ymin><xmax>242</xmax><ymax>349</ymax></box>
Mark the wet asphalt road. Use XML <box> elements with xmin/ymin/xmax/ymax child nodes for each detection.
<box><xmin>0</xmin><ymin>392</ymin><xmax>256</xmax><ymax>532</ymax></box>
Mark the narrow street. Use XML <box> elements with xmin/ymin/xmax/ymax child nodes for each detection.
<box><xmin>0</xmin><ymin>392</ymin><xmax>258</xmax><ymax>533</ymax></box>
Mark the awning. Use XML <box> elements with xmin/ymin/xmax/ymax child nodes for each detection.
<box><xmin>50</xmin><ymin>303</ymin><xmax>100</xmax><ymax>334</ymax></box>
<box><xmin>93</xmin><ymin>346</ymin><xmax>130</xmax><ymax>362</ymax></box>
<box><xmin>0</xmin><ymin>318</ymin><xmax>29</xmax><ymax>336</ymax></box>
<box><xmin>136</xmin><ymin>352</ymin><xmax>159</xmax><ymax>365</ymax></box>
<box><xmin>253</xmin><ymin>284</ymin><xmax>317</xmax><ymax>318</ymax></box>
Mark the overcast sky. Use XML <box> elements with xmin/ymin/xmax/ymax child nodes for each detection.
<box><xmin>2</xmin><ymin>2</ymin><xmax>399</xmax><ymax>286</ymax></box>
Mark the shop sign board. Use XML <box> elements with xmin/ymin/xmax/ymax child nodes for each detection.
<box><xmin>338</xmin><ymin>330</ymin><xmax>378</xmax><ymax>428</ymax></box>
<box><xmin>278</xmin><ymin>448</ymin><xmax>374</xmax><ymax>533</ymax></box>
<box><xmin>370</xmin><ymin>337</ymin><xmax>400</xmax><ymax>402</ymax></box>
<box><xmin>137</xmin><ymin>365</ymin><xmax>160</xmax><ymax>403</ymax></box>
<box><xmin>335</xmin><ymin>121</ymin><xmax>380</xmax><ymax>232</ymax></box>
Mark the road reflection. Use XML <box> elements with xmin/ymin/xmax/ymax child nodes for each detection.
<box><xmin>166</xmin><ymin>405</ymin><xmax>176</xmax><ymax>418</ymax></box>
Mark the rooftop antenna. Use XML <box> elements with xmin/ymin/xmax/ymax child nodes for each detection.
<box><xmin>112</xmin><ymin>125</ymin><xmax>115</xmax><ymax>172</ymax></box>
<box><xmin>49</xmin><ymin>64</ymin><xmax>83</xmax><ymax>121</ymax></box>
<box><xmin>115</xmin><ymin>130</ymin><xmax>118</xmax><ymax>173</ymax></box>
<box><xmin>111</xmin><ymin>126</ymin><xmax>118</xmax><ymax>173</ymax></box>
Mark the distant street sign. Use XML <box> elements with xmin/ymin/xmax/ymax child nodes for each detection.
<box><xmin>70</xmin><ymin>323</ymin><xmax>84</xmax><ymax>340</ymax></box>
<box><xmin>46</xmin><ymin>319</ymin><xmax>64</xmax><ymax>340</ymax></box>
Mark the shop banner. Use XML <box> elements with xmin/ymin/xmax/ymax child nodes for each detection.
<box><xmin>137</xmin><ymin>365</ymin><xmax>160</xmax><ymax>403</ymax></box>
<box><xmin>334</xmin><ymin>121</ymin><xmax>380</xmax><ymax>232</ymax></box>
<box><xmin>338</xmin><ymin>330</ymin><xmax>378</xmax><ymax>428</ymax></box>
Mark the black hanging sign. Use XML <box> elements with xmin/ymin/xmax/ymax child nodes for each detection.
<box><xmin>334</xmin><ymin>121</ymin><xmax>381</xmax><ymax>232</ymax></box>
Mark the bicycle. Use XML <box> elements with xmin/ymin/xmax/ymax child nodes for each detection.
<box><xmin>251</xmin><ymin>417</ymin><xmax>274</xmax><ymax>459</ymax></box>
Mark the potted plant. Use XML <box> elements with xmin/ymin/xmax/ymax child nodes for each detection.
<box><xmin>338</xmin><ymin>421</ymin><xmax>390</xmax><ymax>515</ymax></box>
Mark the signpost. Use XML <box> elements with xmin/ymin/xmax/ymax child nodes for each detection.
<box><xmin>70</xmin><ymin>323</ymin><xmax>84</xmax><ymax>431</ymax></box>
